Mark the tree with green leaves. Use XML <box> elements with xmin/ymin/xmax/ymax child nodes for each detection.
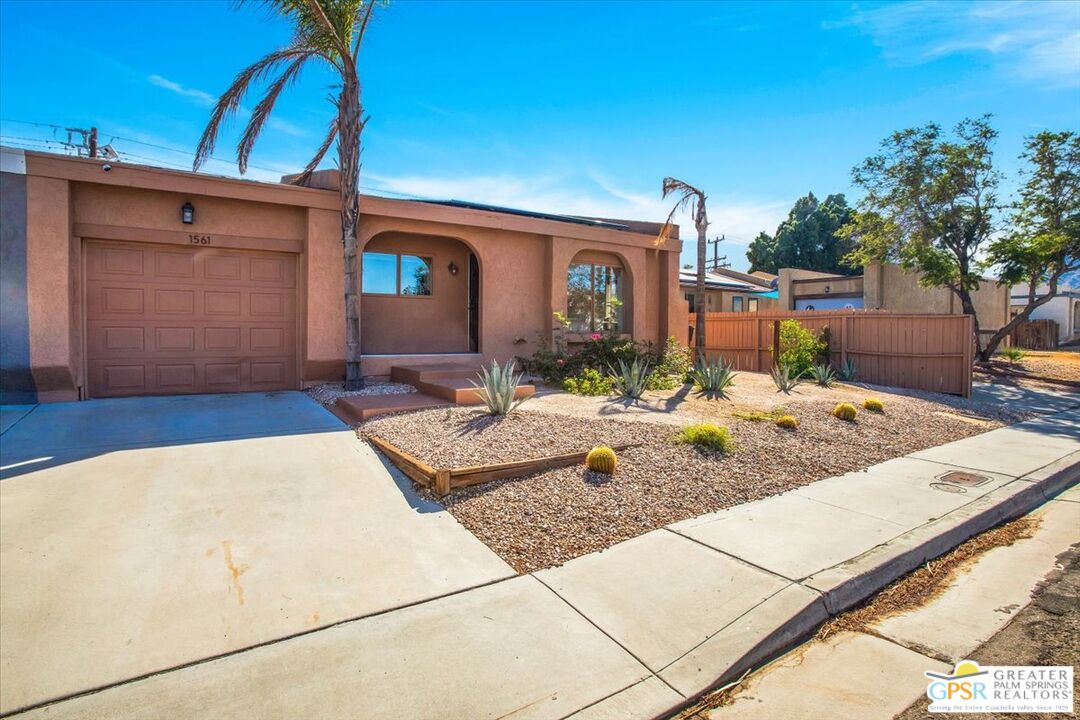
<box><xmin>195</xmin><ymin>0</ymin><xmax>380</xmax><ymax>389</ymax></box>
<box><xmin>841</xmin><ymin>116</ymin><xmax>1001</xmax><ymax>355</ymax></box>
<box><xmin>981</xmin><ymin>131</ymin><xmax>1079</xmax><ymax>359</ymax></box>
<box><xmin>746</xmin><ymin>192</ymin><xmax>856</xmax><ymax>274</ymax></box>
<box><xmin>843</xmin><ymin>117</ymin><xmax>1079</xmax><ymax>361</ymax></box>
<box><xmin>746</xmin><ymin>231</ymin><xmax>776</xmax><ymax>274</ymax></box>
<box><xmin>659</xmin><ymin>178</ymin><xmax>708</xmax><ymax>351</ymax></box>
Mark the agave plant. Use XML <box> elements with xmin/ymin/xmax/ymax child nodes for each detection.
<box><xmin>836</xmin><ymin>358</ymin><xmax>857</xmax><ymax>381</ymax></box>
<box><xmin>770</xmin><ymin>362</ymin><xmax>800</xmax><ymax>393</ymax></box>
<box><xmin>471</xmin><ymin>359</ymin><xmax>528</xmax><ymax>415</ymax></box>
<box><xmin>610</xmin><ymin>357</ymin><xmax>652</xmax><ymax>400</ymax></box>
<box><xmin>691</xmin><ymin>358</ymin><xmax>737</xmax><ymax>399</ymax></box>
<box><xmin>807</xmin><ymin>363</ymin><xmax>837</xmax><ymax>388</ymax></box>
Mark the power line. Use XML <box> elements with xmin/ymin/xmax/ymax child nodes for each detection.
<box><xmin>0</xmin><ymin>117</ymin><xmax>427</xmax><ymax>200</ymax></box>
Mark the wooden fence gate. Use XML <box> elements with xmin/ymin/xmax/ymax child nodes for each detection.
<box><xmin>690</xmin><ymin>310</ymin><xmax>975</xmax><ymax>397</ymax></box>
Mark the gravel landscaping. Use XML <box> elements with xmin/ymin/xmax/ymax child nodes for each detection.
<box><xmin>362</xmin><ymin>391</ymin><xmax>1003</xmax><ymax>574</ymax></box>
<box><xmin>305</xmin><ymin>381</ymin><xmax>415</xmax><ymax>405</ymax></box>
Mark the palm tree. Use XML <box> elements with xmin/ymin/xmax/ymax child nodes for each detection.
<box><xmin>659</xmin><ymin>177</ymin><xmax>709</xmax><ymax>352</ymax></box>
<box><xmin>194</xmin><ymin>0</ymin><xmax>379</xmax><ymax>390</ymax></box>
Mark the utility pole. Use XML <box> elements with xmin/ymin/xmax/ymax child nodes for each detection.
<box><xmin>88</xmin><ymin>127</ymin><xmax>98</xmax><ymax>159</ymax></box>
<box><xmin>707</xmin><ymin>234</ymin><xmax>729</xmax><ymax>271</ymax></box>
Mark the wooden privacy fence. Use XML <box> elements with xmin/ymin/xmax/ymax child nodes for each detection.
<box><xmin>690</xmin><ymin>310</ymin><xmax>974</xmax><ymax>397</ymax></box>
<box><xmin>1010</xmin><ymin>319</ymin><xmax>1058</xmax><ymax>350</ymax></box>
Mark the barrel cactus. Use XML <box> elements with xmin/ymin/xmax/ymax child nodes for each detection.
<box><xmin>832</xmin><ymin>402</ymin><xmax>858</xmax><ymax>422</ymax></box>
<box><xmin>585</xmin><ymin>446</ymin><xmax>617</xmax><ymax>474</ymax></box>
<box><xmin>863</xmin><ymin>397</ymin><xmax>885</xmax><ymax>413</ymax></box>
<box><xmin>775</xmin><ymin>414</ymin><xmax>799</xmax><ymax>430</ymax></box>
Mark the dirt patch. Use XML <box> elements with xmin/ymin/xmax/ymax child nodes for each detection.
<box><xmin>817</xmin><ymin>514</ymin><xmax>1041</xmax><ymax>641</ymax></box>
<box><xmin>363</xmin><ymin>389</ymin><xmax>1002</xmax><ymax>574</ymax></box>
<box><xmin>893</xmin><ymin>543</ymin><xmax>1080</xmax><ymax>720</ymax></box>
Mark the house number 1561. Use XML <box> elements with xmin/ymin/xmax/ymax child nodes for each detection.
<box><xmin>188</xmin><ymin>234</ymin><xmax>211</xmax><ymax>245</ymax></box>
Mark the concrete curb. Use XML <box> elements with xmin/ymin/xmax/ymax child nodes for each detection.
<box><xmin>654</xmin><ymin>454</ymin><xmax>1080</xmax><ymax>719</ymax></box>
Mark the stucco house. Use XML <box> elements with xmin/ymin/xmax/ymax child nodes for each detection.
<box><xmin>680</xmin><ymin>267</ymin><xmax>779</xmax><ymax>313</ymax></box>
<box><xmin>1010</xmin><ymin>283</ymin><xmax>1080</xmax><ymax>346</ymax></box>
<box><xmin>0</xmin><ymin>148</ymin><xmax>685</xmax><ymax>403</ymax></box>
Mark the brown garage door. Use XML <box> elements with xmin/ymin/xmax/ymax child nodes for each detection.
<box><xmin>85</xmin><ymin>240</ymin><xmax>298</xmax><ymax>398</ymax></box>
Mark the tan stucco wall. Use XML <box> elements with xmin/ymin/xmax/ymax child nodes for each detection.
<box><xmin>25</xmin><ymin>175</ymin><xmax>77</xmax><ymax>401</ymax></box>
<box><xmin>360</xmin><ymin>232</ymin><xmax>471</xmax><ymax>354</ymax></box>
<box><xmin>304</xmin><ymin>208</ymin><xmax>345</xmax><ymax>381</ymax></box>
<box><xmin>865</xmin><ymin>263</ymin><xmax>1010</xmax><ymax>330</ymax></box>
<box><xmin>15</xmin><ymin>150</ymin><xmax>683</xmax><ymax>398</ymax></box>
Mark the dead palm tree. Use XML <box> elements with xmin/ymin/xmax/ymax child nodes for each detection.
<box><xmin>659</xmin><ymin>177</ymin><xmax>709</xmax><ymax>352</ymax></box>
<box><xmin>194</xmin><ymin>0</ymin><xmax>378</xmax><ymax>389</ymax></box>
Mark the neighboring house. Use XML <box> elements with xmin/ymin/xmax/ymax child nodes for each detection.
<box><xmin>680</xmin><ymin>268</ymin><xmax>779</xmax><ymax>313</ymax></box>
<box><xmin>778</xmin><ymin>262</ymin><xmax>1011</xmax><ymax>334</ymax></box>
<box><xmin>1010</xmin><ymin>283</ymin><xmax>1080</xmax><ymax>345</ymax></box>
<box><xmin>0</xmin><ymin>147</ymin><xmax>685</xmax><ymax>403</ymax></box>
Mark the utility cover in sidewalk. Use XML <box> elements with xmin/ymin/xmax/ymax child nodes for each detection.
<box><xmin>935</xmin><ymin>470</ymin><xmax>991</xmax><ymax>488</ymax></box>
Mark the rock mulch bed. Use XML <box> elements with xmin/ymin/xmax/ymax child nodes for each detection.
<box><xmin>362</xmin><ymin>397</ymin><xmax>1002</xmax><ymax>574</ymax></box>
<box><xmin>305</xmin><ymin>382</ymin><xmax>415</xmax><ymax>406</ymax></box>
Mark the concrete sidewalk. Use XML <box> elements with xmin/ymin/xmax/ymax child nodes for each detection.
<box><xmin>707</xmin><ymin>489</ymin><xmax>1079</xmax><ymax>719</ymax></box>
<box><xmin>12</xmin><ymin>404</ymin><xmax>1077</xmax><ymax>720</ymax></box>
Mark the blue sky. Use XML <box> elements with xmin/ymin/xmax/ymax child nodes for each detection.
<box><xmin>1</xmin><ymin>0</ymin><xmax>1077</xmax><ymax>270</ymax></box>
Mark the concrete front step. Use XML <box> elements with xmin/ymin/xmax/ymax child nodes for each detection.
<box><xmin>389</xmin><ymin>363</ymin><xmax>536</xmax><ymax>406</ymax></box>
<box><xmin>389</xmin><ymin>362</ymin><xmax>484</xmax><ymax>384</ymax></box>
<box><xmin>416</xmin><ymin>377</ymin><xmax>536</xmax><ymax>405</ymax></box>
<box><xmin>333</xmin><ymin>392</ymin><xmax>451</xmax><ymax>423</ymax></box>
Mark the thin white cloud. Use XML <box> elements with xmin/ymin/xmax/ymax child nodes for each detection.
<box><xmin>147</xmin><ymin>73</ymin><xmax>307</xmax><ymax>137</ymax></box>
<box><xmin>148</xmin><ymin>74</ymin><xmax>215</xmax><ymax>106</ymax></box>
<box><xmin>829</xmin><ymin>0</ymin><xmax>1080</xmax><ymax>88</ymax></box>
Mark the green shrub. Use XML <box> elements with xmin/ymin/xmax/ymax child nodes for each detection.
<box><xmin>563</xmin><ymin>368</ymin><xmax>614</xmax><ymax>396</ymax></box>
<box><xmin>675</xmin><ymin>423</ymin><xmax>734</xmax><ymax>452</ymax></box>
<box><xmin>775</xmin><ymin>414</ymin><xmax>799</xmax><ymax>430</ymax></box>
<box><xmin>776</xmin><ymin>320</ymin><xmax>829</xmax><ymax>376</ymax></box>
<box><xmin>863</xmin><ymin>397</ymin><xmax>884</xmax><ymax>412</ymax></box>
<box><xmin>997</xmin><ymin>347</ymin><xmax>1026</xmax><ymax>365</ymax></box>
<box><xmin>647</xmin><ymin>337</ymin><xmax>693</xmax><ymax>390</ymax></box>
<box><xmin>691</xmin><ymin>358</ymin><xmax>737</xmax><ymax>398</ymax></box>
<box><xmin>611</xmin><ymin>357</ymin><xmax>652</xmax><ymax>400</ymax></box>
<box><xmin>585</xmin><ymin>446</ymin><xmax>617</xmax><ymax>474</ymax></box>
<box><xmin>770</xmin><ymin>362</ymin><xmax>801</xmax><ymax>393</ymax></box>
<box><xmin>471</xmin><ymin>360</ymin><xmax>528</xmax><ymax>415</ymax></box>
<box><xmin>832</xmin><ymin>402</ymin><xmax>858</xmax><ymax>421</ymax></box>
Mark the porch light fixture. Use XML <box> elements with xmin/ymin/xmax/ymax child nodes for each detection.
<box><xmin>181</xmin><ymin>201</ymin><xmax>195</xmax><ymax>225</ymax></box>
<box><xmin>447</xmin><ymin>261</ymin><xmax>459</xmax><ymax>276</ymax></box>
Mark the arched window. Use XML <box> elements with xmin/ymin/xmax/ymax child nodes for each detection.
<box><xmin>567</xmin><ymin>252</ymin><xmax>624</xmax><ymax>332</ymax></box>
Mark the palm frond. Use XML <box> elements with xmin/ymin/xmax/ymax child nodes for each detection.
<box><xmin>352</xmin><ymin>0</ymin><xmax>377</xmax><ymax>56</ymax></box>
<box><xmin>237</xmin><ymin>55</ymin><xmax>310</xmax><ymax>173</ymax></box>
<box><xmin>657</xmin><ymin>176</ymin><xmax>705</xmax><ymax>246</ymax></box>
<box><xmin>289</xmin><ymin>116</ymin><xmax>339</xmax><ymax>186</ymax></box>
<box><xmin>193</xmin><ymin>47</ymin><xmax>312</xmax><ymax>170</ymax></box>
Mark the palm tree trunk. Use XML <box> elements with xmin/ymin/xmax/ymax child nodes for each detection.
<box><xmin>339</xmin><ymin>75</ymin><xmax>363</xmax><ymax>390</ymax></box>
<box><xmin>695</xmin><ymin>223</ymin><xmax>706</xmax><ymax>352</ymax></box>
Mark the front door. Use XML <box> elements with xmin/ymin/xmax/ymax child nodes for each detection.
<box><xmin>468</xmin><ymin>253</ymin><xmax>479</xmax><ymax>353</ymax></box>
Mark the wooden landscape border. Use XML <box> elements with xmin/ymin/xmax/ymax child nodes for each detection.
<box><xmin>366</xmin><ymin>435</ymin><xmax>639</xmax><ymax>496</ymax></box>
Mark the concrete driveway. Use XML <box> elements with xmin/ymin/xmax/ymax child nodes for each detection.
<box><xmin>0</xmin><ymin>392</ymin><xmax>513</xmax><ymax>715</ymax></box>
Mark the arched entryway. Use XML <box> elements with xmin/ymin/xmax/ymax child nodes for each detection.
<box><xmin>360</xmin><ymin>231</ymin><xmax>480</xmax><ymax>354</ymax></box>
